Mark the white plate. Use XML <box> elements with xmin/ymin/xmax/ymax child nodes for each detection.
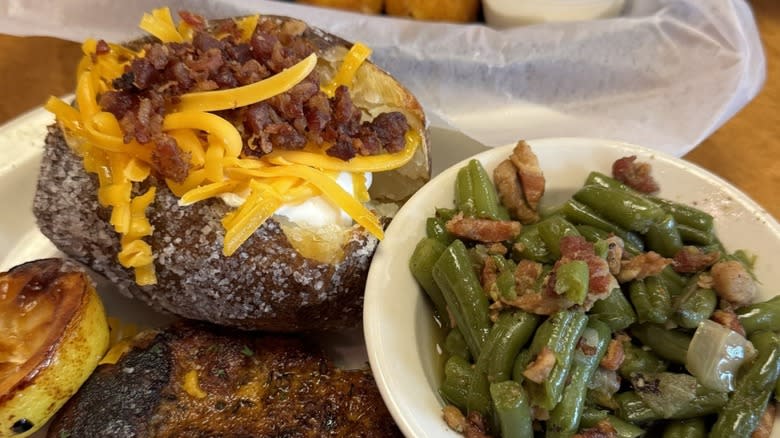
<box><xmin>0</xmin><ymin>106</ymin><xmax>489</xmax><ymax>437</ymax></box>
<box><xmin>364</xmin><ymin>138</ymin><xmax>780</xmax><ymax>437</ymax></box>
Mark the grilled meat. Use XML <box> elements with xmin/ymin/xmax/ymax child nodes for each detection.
<box><xmin>47</xmin><ymin>322</ymin><xmax>401</xmax><ymax>437</ymax></box>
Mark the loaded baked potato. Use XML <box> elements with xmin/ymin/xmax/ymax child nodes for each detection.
<box><xmin>34</xmin><ymin>9</ymin><xmax>429</xmax><ymax>331</ymax></box>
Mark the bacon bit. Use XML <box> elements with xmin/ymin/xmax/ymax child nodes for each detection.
<box><xmin>445</xmin><ymin>214</ymin><xmax>522</xmax><ymax>243</ymax></box>
<box><xmin>605</xmin><ymin>236</ymin><xmax>624</xmax><ymax>276</ymax></box>
<box><xmin>505</xmin><ymin>292</ymin><xmax>569</xmax><ymax>316</ymax></box>
<box><xmin>751</xmin><ymin>401</ymin><xmax>775</xmax><ymax>438</ymax></box>
<box><xmin>481</xmin><ymin>257</ymin><xmax>499</xmax><ymax>298</ymax></box>
<box><xmin>178</xmin><ymin>10</ymin><xmax>207</xmax><ymax>29</ymax></box>
<box><xmin>523</xmin><ymin>346</ymin><xmax>556</xmax><ymax>384</ymax></box>
<box><xmin>698</xmin><ymin>273</ymin><xmax>714</xmax><ymax>289</ymax></box>
<box><xmin>574</xmin><ymin>419</ymin><xmax>618</xmax><ymax>438</ymax></box>
<box><xmin>612</xmin><ymin>155</ymin><xmax>659</xmax><ymax>194</ymax></box>
<box><xmin>711</xmin><ymin>309</ymin><xmax>746</xmax><ymax>337</ymax></box>
<box><xmin>487</xmin><ymin>243</ymin><xmax>508</xmax><ymax>256</ymax></box>
<box><xmin>673</xmin><ymin>246</ymin><xmax>721</xmax><ymax>273</ymax></box>
<box><xmin>488</xmin><ymin>302</ymin><xmax>504</xmax><ymax>323</ymax></box>
<box><xmin>442</xmin><ymin>405</ymin><xmax>467</xmax><ymax>433</ymax></box>
<box><xmin>600</xmin><ymin>339</ymin><xmax>625</xmax><ymax>371</ymax></box>
<box><xmin>514</xmin><ymin>260</ymin><xmax>543</xmax><ymax>294</ymax></box>
<box><xmin>558</xmin><ymin>236</ymin><xmax>617</xmax><ymax>304</ymax></box>
<box><xmin>494</xmin><ymin>159</ymin><xmax>539</xmax><ymax>224</ymax></box>
<box><xmin>617</xmin><ymin>251</ymin><xmax>671</xmax><ymax>283</ymax></box>
<box><xmin>503</xmin><ymin>261</ymin><xmax>567</xmax><ymax>315</ymax></box>
<box><xmin>464</xmin><ymin>411</ymin><xmax>491</xmax><ymax>438</ymax></box>
<box><xmin>152</xmin><ymin>134</ymin><xmax>191</xmax><ymax>182</ymax></box>
<box><xmin>711</xmin><ymin>260</ymin><xmax>757</xmax><ymax>307</ymax></box>
<box><xmin>95</xmin><ymin>39</ymin><xmax>110</xmax><ymax>56</ymax></box>
<box><xmin>578</xmin><ymin>337</ymin><xmax>598</xmax><ymax>356</ymax></box>
<box><xmin>509</xmin><ymin>140</ymin><xmax>545</xmax><ymax>209</ymax></box>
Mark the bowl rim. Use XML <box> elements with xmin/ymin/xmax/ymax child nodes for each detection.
<box><xmin>364</xmin><ymin>136</ymin><xmax>780</xmax><ymax>438</ymax></box>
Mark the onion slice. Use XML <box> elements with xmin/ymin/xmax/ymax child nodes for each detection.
<box><xmin>686</xmin><ymin>319</ymin><xmax>756</xmax><ymax>392</ymax></box>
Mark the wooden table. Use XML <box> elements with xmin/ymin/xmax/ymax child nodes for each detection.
<box><xmin>0</xmin><ymin>0</ymin><xmax>777</xmax><ymax>219</ymax></box>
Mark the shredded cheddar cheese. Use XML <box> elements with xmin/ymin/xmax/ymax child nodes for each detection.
<box><xmin>45</xmin><ymin>7</ymin><xmax>419</xmax><ymax>285</ymax></box>
<box><xmin>183</xmin><ymin>370</ymin><xmax>208</xmax><ymax>399</ymax></box>
<box><xmin>321</xmin><ymin>42</ymin><xmax>372</xmax><ymax>97</ymax></box>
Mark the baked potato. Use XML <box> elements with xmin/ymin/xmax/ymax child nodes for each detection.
<box><xmin>34</xmin><ymin>9</ymin><xmax>429</xmax><ymax>331</ymax></box>
<box><xmin>0</xmin><ymin>259</ymin><xmax>109</xmax><ymax>437</ymax></box>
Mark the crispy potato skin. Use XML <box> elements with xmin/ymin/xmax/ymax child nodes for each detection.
<box><xmin>47</xmin><ymin>322</ymin><xmax>402</xmax><ymax>437</ymax></box>
<box><xmin>33</xmin><ymin>16</ymin><xmax>429</xmax><ymax>332</ymax></box>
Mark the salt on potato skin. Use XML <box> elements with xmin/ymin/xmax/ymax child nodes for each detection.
<box><xmin>33</xmin><ymin>126</ymin><xmax>378</xmax><ymax>331</ymax></box>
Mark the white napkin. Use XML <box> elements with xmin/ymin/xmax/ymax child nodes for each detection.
<box><xmin>0</xmin><ymin>0</ymin><xmax>764</xmax><ymax>156</ymax></box>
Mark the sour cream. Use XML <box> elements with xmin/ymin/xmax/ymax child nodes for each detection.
<box><xmin>218</xmin><ymin>172</ymin><xmax>373</xmax><ymax>229</ymax></box>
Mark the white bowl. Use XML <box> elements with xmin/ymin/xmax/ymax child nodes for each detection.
<box><xmin>364</xmin><ymin>137</ymin><xmax>780</xmax><ymax>437</ymax></box>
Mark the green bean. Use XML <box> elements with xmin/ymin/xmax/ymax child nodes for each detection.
<box><xmin>606</xmin><ymin>416</ymin><xmax>646</xmax><ymax>438</ymax></box>
<box><xmin>409</xmin><ymin>238</ymin><xmax>450</xmax><ymax>328</ymax></box>
<box><xmin>593</xmin><ymin>239</ymin><xmax>610</xmax><ymax>259</ymax></box>
<box><xmin>512</xmin><ymin>223</ymin><xmax>555</xmax><ymax>263</ymax></box>
<box><xmin>648</xmin><ymin>196</ymin><xmax>714</xmax><ymax>234</ymax></box>
<box><xmin>616</xmin><ymin>387</ymin><xmax>727</xmax><ymax>422</ymax></box>
<box><xmin>466</xmin><ymin>311</ymin><xmax>538</xmax><ymax>417</ymax></box>
<box><xmin>673</xmin><ymin>286</ymin><xmax>717</xmax><ymax>329</ymax></box>
<box><xmin>580</xmin><ymin>407</ymin><xmax>645</xmax><ymax>438</ymax></box>
<box><xmin>432</xmin><ymin>240</ymin><xmax>491</xmax><ymax>358</ymax></box>
<box><xmin>547</xmin><ymin>319</ymin><xmax>611</xmax><ymax>438</ymax></box>
<box><xmin>580</xmin><ymin>408</ymin><xmax>609</xmax><ymax>427</ymax></box>
<box><xmin>468</xmin><ymin>159</ymin><xmax>510</xmax><ymax>221</ymax></box>
<box><xmin>590</xmin><ymin>287</ymin><xmax>637</xmax><ymax>331</ymax></box>
<box><xmin>426</xmin><ymin>217</ymin><xmax>455</xmax><ymax>245</ymax></box>
<box><xmin>562</xmin><ymin>199</ymin><xmax>644</xmax><ymax>254</ymax></box>
<box><xmin>455</xmin><ymin>166</ymin><xmax>476</xmax><ymax>216</ymax></box>
<box><xmin>537</xmin><ymin>215</ymin><xmax>581</xmax><ymax>259</ymax></box>
<box><xmin>776</xmin><ymin>373</ymin><xmax>780</xmax><ymax>401</ymax></box>
<box><xmin>466</xmin><ymin>368</ymin><xmax>492</xmax><ymax>416</ymax></box>
<box><xmin>439</xmin><ymin>356</ymin><xmax>474</xmax><ymax>410</ymax></box>
<box><xmin>436</xmin><ymin>207</ymin><xmax>458</xmax><ymax>221</ymax></box>
<box><xmin>490</xmin><ymin>380</ymin><xmax>533</xmax><ymax>438</ymax></box>
<box><xmin>444</xmin><ymin>328</ymin><xmax>471</xmax><ymax>361</ymax></box>
<box><xmin>645</xmin><ymin>214</ymin><xmax>683</xmax><ymax>257</ymax></box>
<box><xmin>677</xmin><ymin>224</ymin><xmax>714</xmax><ymax>246</ymax></box>
<box><xmin>527</xmin><ymin>310</ymin><xmax>589</xmax><ymax>410</ymax></box>
<box><xmin>491</xmin><ymin>254</ymin><xmax>515</xmax><ymax>273</ymax></box>
<box><xmin>737</xmin><ymin>295</ymin><xmax>780</xmax><ymax>335</ymax></box>
<box><xmin>615</xmin><ymin>391</ymin><xmax>657</xmax><ymax>423</ymax></box>
<box><xmin>477</xmin><ymin>310</ymin><xmax>539</xmax><ymax>383</ymax></box>
<box><xmin>630</xmin><ymin>323</ymin><xmax>691</xmax><ymax>365</ymax></box>
<box><xmin>495</xmin><ymin>268</ymin><xmax>517</xmax><ymax>301</ymax></box>
<box><xmin>554</xmin><ymin>260</ymin><xmax>590</xmax><ymax>305</ymax></box>
<box><xmin>585</xmin><ymin>171</ymin><xmax>637</xmax><ymax>192</ymax></box>
<box><xmin>576</xmin><ymin>224</ymin><xmax>611</xmax><ymax>243</ymax></box>
<box><xmin>662</xmin><ymin>418</ymin><xmax>707</xmax><ymax>438</ymax></box>
<box><xmin>511</xmin><ymin>349</ymin><xmax>533</xmax><ymax>384</ymax></box>
<box><xmin>710</xmin><ymin>331</ymin><xmax>780</xmax><ymax>438</ymax></box>
<box><xmin>619</xmin><ymin>341</ymin><xmax>668</xmax><ymax>379</ymax></box>
<box><xmin>629</xmin><ymin>278</ymin><xmax>671</xmax><ymax>324</ymax></box>
<box><xmin>573</xmin><ymin>185</ymin><xmax>665</xmax><ymax>234</ymax></box>
<box><xmin>659</xmin><ymin>265</ymin><xmax>687</xmax><ymax>297</ymax></box>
